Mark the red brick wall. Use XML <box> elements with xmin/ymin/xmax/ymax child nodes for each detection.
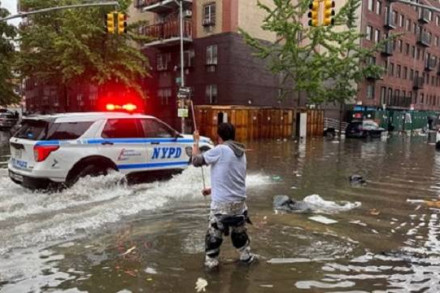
<box><xmin>359</xmin><ymin>0</ymin><xmax>440</xmax><ymax>111</ymax></box>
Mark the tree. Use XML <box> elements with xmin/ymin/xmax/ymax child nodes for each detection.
<box><xmin>15</xmin><ymin>0</ymin><xmax>150</xmax><ymax>104</ymax></box>
<box><xmin>0</xmin><ymin>3</ymin><xmax>20</xmax><ymax>106</ymax></box>
<box><xmin>240</xmin><ymin>0</ymin><xmax>385</xmax><ymax>108</ymax></box>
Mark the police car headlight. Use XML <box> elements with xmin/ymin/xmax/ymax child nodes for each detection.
<box><xmin>185</xmin><ymin>146</ymin><xmax>192</xmax><ymax>157</ymax></box>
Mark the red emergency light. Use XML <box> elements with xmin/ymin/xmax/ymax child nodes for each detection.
<box><xmin>105</xmin><ymin>103</ymin><xmax>138</xmax><ymax>112</ymax></box>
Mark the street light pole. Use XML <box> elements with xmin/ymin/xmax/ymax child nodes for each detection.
<box><xmin>179</xmin><ymin>0</ymin><xmax>185</xmax><ymax>134</ymax></box>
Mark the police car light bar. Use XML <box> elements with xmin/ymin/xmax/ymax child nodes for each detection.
<box><xmin>106</xmin><ymin>103</ymin><xmax>138</xmax><ymax>112</ymax></box>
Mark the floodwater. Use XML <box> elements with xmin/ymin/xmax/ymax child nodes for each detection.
<box><xmin>1</xmin><ymin>131</ymin><xmax>440</xmax><ymax>292</ymax></box>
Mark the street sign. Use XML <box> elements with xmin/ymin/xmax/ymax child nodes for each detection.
<box><xmin>177</xmin><ymin>87</ymin><xmax>191</xmax><ymax>99</ymax></box>
<box><xmin>178</xmin><ymin>108</ymin><xmax>189</xmax><ymax>118</ymax></box>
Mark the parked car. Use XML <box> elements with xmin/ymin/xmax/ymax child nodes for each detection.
<box><xmin>345</xmin><ymin>120</ymin><xmax>385</xmax><ymax>138</ymax></box>
<box><xmin>0</xmin><ymin>111</ymin><xmax>19</xmax><ymax>130</ymax></box>
<box><xmin>8</xmin><ymin>112</ymin><xmax>214</xmax><ymax>190</ymax></box>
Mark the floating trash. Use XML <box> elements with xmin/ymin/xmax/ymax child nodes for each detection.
<box><xmin>309</xmin><ymin>215</ymin><xmax>338</xmax><ymax>225</ymax></box>
<box><xmin>195</xmin><ymin>277</ymin><xmax>208</xmax><ymax>292</ymax></box>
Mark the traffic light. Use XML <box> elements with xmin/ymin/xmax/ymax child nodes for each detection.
<box><xmin>117</xmin><ymin>12</ymin><xmax>127</xmax><ymax>34</ymax></box>
<box><xmin>323</xmin><ymin>0</ymin><xmax>335</xmax><ymax>26</ymax></box>
<box><xmin>308</xmin><ymin>0</ymin><xmax>319</xmax><ymax>27</ymax></box>
<box><xmin>106</xmin><ymin>12</ymin><xmax>115</xmax><ymax>34</ymax></box>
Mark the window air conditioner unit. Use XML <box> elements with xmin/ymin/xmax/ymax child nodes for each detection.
<box><xmin>202</xmin><ymin>18</ymin><xmax>215</xmax><ymax>26</ymax></box>
<box><xmin>183</xmin><ymin>10</ymin><xmax>192</xmax><ymax>18</ymax></box>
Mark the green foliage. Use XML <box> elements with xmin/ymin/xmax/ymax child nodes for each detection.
<box><xmin>0</xmin><ymin>2</ymin><xmax>20</xmax><ymax>106</ymax></box>
<box><xmin>241</xmin><ymin>0</ymin><xmax>388</xmax><ymax>105</ymax></box>
<box><xmin>16</xmin><ymin>0</ymin><xmax>149</xmax><ymax>98</ymax></box>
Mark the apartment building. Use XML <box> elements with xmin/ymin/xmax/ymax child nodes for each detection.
<box><xmin>358</xmin><ymin>0</ymin><xmax>440</xmax><ymax>111</ymax></box>
<box><xmin>134</xmin><ymin>0</ymin><xmax>296</xmax><ymax>127</ymax></box>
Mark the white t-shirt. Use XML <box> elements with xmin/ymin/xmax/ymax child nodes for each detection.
<box><xmin>203</xmin><ymin>144</ymin><xmax>246</xmax><ymax>206</ymax></box>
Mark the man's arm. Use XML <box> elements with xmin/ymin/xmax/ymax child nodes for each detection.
<box><xmin>192</xmin><ymin>130</ymin><xmax>205</xmax><ymax>167</ymax></box>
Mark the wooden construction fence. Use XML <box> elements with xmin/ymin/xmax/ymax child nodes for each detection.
<box><xmin>194</xmin><ymin>106</ymin><xmax>294</xmax><ymax>141</ymax></box>
<box><xmin>194</xmin><ymin>106</ymin><xmax>324</xmax><ymax>141</ymax></box>
<box><xmin>306</xmin><ymin>109</ymin><xmax>324</xmax><ymax>137</ymax></box>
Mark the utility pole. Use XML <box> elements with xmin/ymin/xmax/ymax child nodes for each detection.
<box><xmin>179</xmin><ymin>0</ymin><xmax>185</xmax><ymax>134</ymax></box>
<box><xmin>0</xmin><ymin>2</ymin><xmax>119</xmax><ymax>22</ymax></box>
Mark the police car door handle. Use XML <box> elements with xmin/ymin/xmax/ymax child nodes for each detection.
<box><xmin>101</xmin><ymin>141</ymin><xmax>114</xmax><ymax>145</ymax></box>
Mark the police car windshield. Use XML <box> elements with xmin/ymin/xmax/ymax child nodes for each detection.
<box><xmin>14</xmin><ymin>120</ymin><xmax>92</xmax><ymax>141</ymax></box>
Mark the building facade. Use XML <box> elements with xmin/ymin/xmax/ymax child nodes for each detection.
<box><xmin>358</xmin><ymin>0</ymin><xmax>440</xmax><ymax>111</ymax></box>
<box><xmin>134</xmin><ymin>0</ymin><xmax>296</xmax><ymax>128</ymax></box>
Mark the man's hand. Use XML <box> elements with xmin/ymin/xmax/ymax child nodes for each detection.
<box><xmin>193</xmin><ymin>130</ymin><xmax>200</xmax><ymax>144</ymax></box>
<box><xmin>202</xmin><ymin>187</ymin><xmax>211</xmax><ymax>196</ymax></box>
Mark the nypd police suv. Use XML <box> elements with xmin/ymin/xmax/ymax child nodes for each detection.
<box><xmin>8</xmin><ymin>112</ymin><xmax>213</xmax><ymax>189</ymax></box>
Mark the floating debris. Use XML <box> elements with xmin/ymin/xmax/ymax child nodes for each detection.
<box><xmin>120</xmin><ymin>246</ymin><xmax>136</xmax><ymax>256</ymax></box>
<box><xmin>370</xmin><ymin>209</ymin><xmax>380</xmax><ymax>216</ymax></box>
<box><xmin>144</xmin><ymin>267</ymin><xmax>158</xmax><ymax>275</ymax></box>
<box><xmin>195</xmin><ymin>278</ymin><xmax>208</xmax><ymax>292</ymax></box>
<box><xmin>308</xmin><ymin>215</ymin><xmax>338</xmax><ymax>225</ymax></box>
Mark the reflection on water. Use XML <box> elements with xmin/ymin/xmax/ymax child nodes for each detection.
<box><xmin>1</xmin><ymin>136</ymin><xmax>440</xmax><ymax>292</ymax></box>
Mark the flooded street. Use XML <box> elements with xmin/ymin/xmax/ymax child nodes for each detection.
<box><xmin>1</xmin><ymin>132</ymin><xmax>440</xmax><ymax>292</ymax></box>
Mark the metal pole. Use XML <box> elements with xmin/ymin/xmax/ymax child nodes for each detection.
<box><xmin>179</xmin><ymin>0</ymin><xmax>185</xmax><ymax>134</ymax></box>
<box><xmin>0</xmin><ymin>2</ymin><xmax>120</xmax><ymax>21</ymax></box>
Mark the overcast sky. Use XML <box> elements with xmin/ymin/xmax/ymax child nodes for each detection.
<box><xmin>1</xmin><ymin>0</ymin><xmax>20</xmax><ymax>26</ymax></box>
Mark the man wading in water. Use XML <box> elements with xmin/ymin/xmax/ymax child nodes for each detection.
<box><xmin>192</xmin><ymin>123</ymin><xmax>255</xmax><ymax>269</ymax></box>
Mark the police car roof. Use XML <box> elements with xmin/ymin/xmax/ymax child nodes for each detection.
<box><xmin>24</xmin><ymin>112</ymin><xmax>155</xmax><ymax>122</ymax></box>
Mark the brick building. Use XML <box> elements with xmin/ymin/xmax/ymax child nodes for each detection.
<box><xmin>132</xmin><ymin>0</ymin><xmax>297</xmax><ymax>128</ymax></box>
<box><xmin>357</xmin><ymin>0</ymin><xmax>440</xmax><ymax>111</ymax></box>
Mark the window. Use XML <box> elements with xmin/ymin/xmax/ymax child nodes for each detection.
<box><xmin>102</xmin><ymin>119</ymin><xmax>142</xmax><ymax>139</ymax></box>
<box><xmin>387</xmin><ymin>88</ymin><xmax>393</xmax><ymax>104</ymax></box>
<box><xmin>183</xmin><ymin>50</ymin><xmax>195</xmax><ymax>68</ymax></box>
<box><xmin>404</xmin><ymin>66</ymin><xmax>408</xmax><ymax>79</ymax></box>
<box><xmin>367</xmin><ymin>84</ymin><xmax>375</xmax><ymax>99</ymax></box>
<box><xmin>421</xmin><ymin>93</ymin><xmax>424</xmax><ymax>104</ymax></box>
<box><xmin>15</xmin><ymin>120</ymin><xmax>49</xmax><ymax>140</ymax></box>
<box><xmin>393</xmin><ymin>10</ymin><xmax>398</xmax><ymax>24</ymax></box>
<box><xmin>368</xmin><ymin>0</ymin><xmax>374</xmax><ymax>11</ymax></box>
<box><xmin>399</xmin><ymin>15</ymin><xmax>404</xmax><ymax>27</ymax></box>
<box><xmin>413</xmin><ymin>22</ymin><xmax>417</xmax><ymax>34</ymax></box>
<box><xmin>389</xmin><ymin>62</ymin><xmax>394</xmax><ymax>76</ymax></box>
<box><xmin>140</xmin><ymin>119</ymin><xmax>174</xmax><ymax>138</ymax></box>
<box><xmin>206</xmin><ymin>84</ymin><xmax>218</xmax><ymax>104</ymax></box>
<box><xmin>380</xmin><ymin>86</ymin><xmax>386</xmax><ymax>104</ymax></box>
<box><xmin>203</xmin><ymin>3</ymin><xmax>216</xmax><ymax>26</ymax></box>
<box><xmin>374</xmin><ymin>29</ymin><xmax>380</xmax><ymax>43</ymax></box>
<box><xmin>411</xmin><ymin>46</ymin><xmax>415</xmax><ymax>58</ymax></box>
<box><xmin>46</xmin><ymin>122</ymin><xmax>93</xmax><ymax>140</ymax></box>
<box><xmin>416</xmin><ymin>47</ymin><xmax>420</xmax><ymax>60</ymax></box>
<box><xmin>437</xmin><ymin>15</ymin><xmax>440</xmax><ymax>26</ymax></box>
<box><xmin>405</xmin><ymin>43</ymin><xmax>410</xmax><ymax>55</ymax></box>
<box><xmin>406</xmin><ymin>19</ymin><xmax>411</xmax><ymax>31</ymax></box>
<box><xmin>436</xmin><ymin>36</ymin><xmax>439</xmax><ymax>47</ymax></box>
<box><xmin>398</xmin><ymin>39</ymin><xmax>402</xmax><ymax>52</ymax></box>
<box><xmin>157</xmin><ymin>53</ymin><xmax>171</xmax><ymax>71</ymax></box>
<box><xmin>366</xmin><ymin>26</ymin><xmax>373</xmax><ymax>40</ymax></box>
<box><xmin>376</xmin><ymin>1</ymin><xmax>381</xmax><ymax>14</ymax></box>
<box><xmin>432</xmin><ymin>76</ymin><xmax>435</xmax><ymax>85</ymax></box>
<box><xmin>206</xmin><ymin>44</ymin><xmax>218</xmax><ymax>65</ymax></box>
<box><xmin>397</xmin><ymin>65</ymin><xmax>401</xmax><ymax>78</ymax></box>
<box><xmin>158</xmin><ymin>88</ymin><xmax>172</xmax><ymax>106</ymax></box>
